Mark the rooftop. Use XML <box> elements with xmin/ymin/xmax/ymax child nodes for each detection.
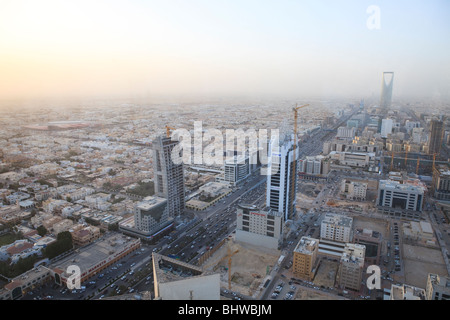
<box><xmin>322</xmin><ymin>213</ymin><xmax>353</xmax><ymax>228</ymax></box>
<box><xmin>136</xmin><ymin>196</ymin><xmax>167</xmax><ymax>211</ymax></box>
<box><xmin>152</xmin><ymin>253</ymin><xmax>214</xmax><ymax>284</ymax></box>
<box><xmin>294</xmin><ymin>237</ymin><xmax>319</xmax><ymax>255</ymax></box>
<box><xmin>50</xmin><ymin>232</ymin><xmax>140</xmax><ymax>278</ymax></box>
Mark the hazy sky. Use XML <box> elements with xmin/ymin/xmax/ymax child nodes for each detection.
<box><xmin>1</xmin><ymin>0</ymin><xmax>449</xmax><ymax>101</ymax></box>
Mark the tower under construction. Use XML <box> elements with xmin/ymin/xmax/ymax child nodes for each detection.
<box><xmin>152</xmin><ymin>135</ymin><xmax>185</xmax><ymax>218</ymax></box>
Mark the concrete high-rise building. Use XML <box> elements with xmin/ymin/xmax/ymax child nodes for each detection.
<box><xmin>152</xmin><ymin>135</ymin><xmax>185</xmax><ymax>218</ymax></box>
<box><xmin>428</xmin><ymin>119</ymin><xmax>444</xmax><ymax>155</ymax></box>
<box><xmin>133</xmin><ymin>196</ymin><xmax>171</xmax><ymax>235</ymax></box>
<box><xmin>292</xmin><ymin>237</ymin><xmax>320</xmax><ymax>281</ymax></box>
<box><xmin>432</xmin><ymin>164</ymin><xmax>450</xmax><ymax>201</ymax></box>
<box><xmin>223</xmin><ymin>155</ymin><xmax>251</xmax><ymax>185</ymax></box>
<box><xmin>266</xmin><ymin>133</ymin><xmax>298</xmax><ymax>221</ymax></box>
<box><xmin>320</xmin><ymin>213</ymin><xmax>353</xmax><ymax>243</ymax></box>
<box><xmin>380</xmin><ymin>72</ymin><xmax>394</xmax><ymax>109</ymax></box>
<box><xmin>380</xmin><ymin>118</ymin><xmax>393</xmax><ymax>138</ymax></box>
<box><xmin>338</xmin><ymin>243</ymin><xmax>366</xmax><ymax>292</ymax></box>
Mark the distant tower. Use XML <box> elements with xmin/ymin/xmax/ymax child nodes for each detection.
<box><xmin>152</xmin><ymin>135</ymin><xmax>185</xmax><ymax>218</ymax></box>
<box><xmin>428</xmin><ymin>119</ymin><xmax>444</xmax><ymax>155</ymax></box>
<box><xmin>380</xmin><ymin>72</ymin><xmax>394</xmax><ymax>109</ymax></box>
<box><xmin>266</xmin><ymin>133</ymin><xmax>298</xmax><ymax>221</ymax></box>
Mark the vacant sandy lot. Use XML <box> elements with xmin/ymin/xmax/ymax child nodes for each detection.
<box><xmin>203</xmin><ymin>240</ymin><xmax>280</xmax><ymax>296</ymax></box>
<box><xmin>353</xmin><ymin>216</ymin><xmax>389</xmax><ymax>239</ymax></box>
<box><xmin>402</xmin><ymin>244</ymin><xmax>447</xmax><ymax>288</ymax></box>
<box><xmin>295</xmin><ymin>286</ymin><xmax>344</xmax><ymax>300</ymax></box>
<box><xmin>313</xmin><ymin>259</ymin><xmax>339</xmax><ymax>288</ymax></box>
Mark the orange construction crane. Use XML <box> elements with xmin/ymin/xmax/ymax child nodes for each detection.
<box><xmin>227</xmin><ymin>248</ymin><xmax>239</xmax><ymax>290</ymax></box>
<box><xmin>202</xmin><ymin>241</ymin><xmax>239</xmax><ymax>290</ymax></box>
<box><xmin>404</xmin><ymin>145</ymin><xmax>409</xmax><ymax>167</ymax></box>
<box><xmin>432</xmin><ymin>152</ymin><xmax>436</xmax><ymax>172</ymax></box>
<box><xmin>416</xmin><ymin>156</ymin><xmax>420</xmax><ymax>175</ymax></box>
<box><xmin>390</xmin><ymin>150</ymin><xmax>395</xmax><ymax>171</ymax></box>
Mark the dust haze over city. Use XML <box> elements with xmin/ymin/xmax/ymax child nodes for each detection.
<box><xmin>0</xmin><ymin>0</ymin><xmax>449</xmax><ymax>307</ymax></box>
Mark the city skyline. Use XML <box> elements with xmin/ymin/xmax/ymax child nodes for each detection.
<box><xmin>1</xmin><ymin>0</ymin><xmax>450</xmax><ymax>102</ymax></box>
<box><xmin>0</xmin><ymin>0</ymin><xmax>449</xmax><ymax>305</ymax></box>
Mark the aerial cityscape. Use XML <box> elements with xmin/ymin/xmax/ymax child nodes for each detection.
<box><xmin>0</xmin><ymin>0</ymin><xmax>449</xmax><ymax>307</ymax></box>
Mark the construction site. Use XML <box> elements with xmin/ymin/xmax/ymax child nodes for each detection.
<box><xmin>201</xmin><ymin>238</ymin><xmax>280</xmax><ymax>298</ymax></box>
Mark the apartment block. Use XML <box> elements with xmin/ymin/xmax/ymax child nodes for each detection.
<box><xmin>341</xmin><ymin>180</ymin><xmax>368</xmax><ymax>201</ymax></box>
<box><xmin>338</xmin><ymin>243</ymin><xmax>366</xmax><ymax>292</ymax></box>
<box><xmin>292</xmin><ymin>237</ymin><xmax>319</xmax><ymax>281</ymax></box>
<box><xmin>320</xmin><ymin>213</ymin><xmax>353</xmax><ymax>243</ymax></box>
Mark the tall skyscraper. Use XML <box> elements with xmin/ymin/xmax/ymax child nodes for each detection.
<box><xmin>152</xmin><ymin>135</ymin><xmax>185</xmax><ymax>218</ymax></box>
<box><xmin>428</xmin><ymin>119</ymin><xmax>444</xmax><ymax>155</ymax></box>
<box><xmin>380</xmin><ymin>72</ymin><xmax>394</xmax><ymax>109</ymax></box>
<box><xmin>266</xmin><ymin>133</ymin><xmax>298</xmax><ymax>221</ymax></box>
<box><xmin>380</xmin><ymin>118</ymin><xmax>393</xmax><ymax>138</ymax></box>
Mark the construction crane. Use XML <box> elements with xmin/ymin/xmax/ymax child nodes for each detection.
<box><xmin>201</xmin><ymin>241</ymin><xmax>239</xmax><ymax>290</ymax></box>
<box><xmin>165</xmin><ymin>125</ymin><xmax>176</xmax><ymax>138</ymax></box>
<box><xmin>404</xmin><ymin>145</ymin><xmax>409</xmax><ymax>166</ymax></box>
<box><xmin>432</xmin><ymin>152</ymin><xmax>436</xmax><ymax>172</ymax></box>
<box><xmin>226</xmin><ymin>248</ymin><xmax>239</xmax><ymax>290</ymax></box>
<box><xmin>416</xmin><ymin>156</ymin><xmax>420</xmax><ymax>175</ymax></box>
<box><xmin>386</xmin><ymin>151</ymin><xmax>444</xmax><ymax>173</ymax></box>
<box><xmin>292</xmin><ymin>104</ymin><xmax>309</xmax><ymax>216</ymax></box>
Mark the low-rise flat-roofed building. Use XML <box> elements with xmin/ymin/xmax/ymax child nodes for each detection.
<box><xmin>390</xmin><ymin>283</ymin><xmax>426</xmax><ymax>300</ymax></box>
<box><xmin>52</xmin><ymin>219</ymin><xmax>74</xmax><ymax>235</ymax></box>
<box><xmin>0</xmin><ymin>266</ymin><xmax>53</xmax><ymax>300</ymax></box>
<box><xmin>152</xmin><ymin>253</ymin><xmax>220</xmax><ymax>300</ymax></box>
<box><xmin>50</xmin><ymin>232</ymin><xmax>140</xmax><ymax>287</ymax></box>
<box><xmin>186</xmin><ymin>182</ymin><xmax>232</xmax><ymax>211</ymax></box>
<box><xmin>402</xmin><ymin>221</ymin><xmax>436</xmax><ymax>245</ymax></box>
<box><xmin>71</xmin><ymin>226</ymin><xmax>101</xmax><ymax>247</ymax></box>
<box><xmin>235</xmin><ymin>204</ymin><xmax>284</xmax><ymax>250</ymax></box>
<box><xmin>329</xmin><ymin>151</ymin><xmax>375</xmax><ymax>169</ymax></box>
<box><xmin>42</xmin><ymin>215</ymin><xmax>63</xmax><ymax>231</ymax></box>
<box><xmin>0</xmin><ymin>204</ymin><xmax>32</xmax><ymax>224</ymax></box>
<box><xmin>292</xmin><ymin>237</ymin><xmax>320</xmax><ymax>281</ymax></box>
<box><xmin>426</xmin><ymin>273</ymin><xmax>450</xmax><ymax>300</ymax></box>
